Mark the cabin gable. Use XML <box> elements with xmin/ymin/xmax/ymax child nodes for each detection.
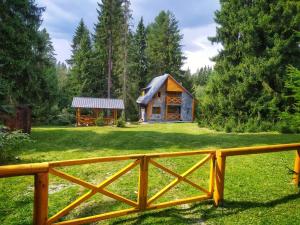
<box><xmin>137</xmin><ymin>74</ymin><xmax>195</xmax><ymax>122</ymax></box>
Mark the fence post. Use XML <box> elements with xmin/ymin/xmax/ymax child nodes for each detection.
<box><xmin>209</xmin><ymin>153</ymin><xmax>216</xmax><ymax>195</ymax></box>
<box><xmin>293</xmin><ymin>150</ymin><xmax>300</xmax><ymax>187</ymax></box>
<box><xmin>213</xmin><ymin>151</ymin><xmax>226</xmax><ymax>207</ymax></box>
<box><xmin>33</xmin><ymin>172</ymin><xmax>49</xmax><ymax>225</ymax></box>
<box><xmin>138</xmin><ymin>156</ymin><xmax>149</xmax><ymax>210</ymax></box>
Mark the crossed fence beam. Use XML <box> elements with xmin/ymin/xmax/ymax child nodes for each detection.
<box><xmin>0</xmin><ymin>144</ymin><xmax>299</xmax><ymax>225</ymax></box>
<box><xmin>47</xmin><ymin>153</ymin><xmax>213</xmax><ymax>224</ymax></box>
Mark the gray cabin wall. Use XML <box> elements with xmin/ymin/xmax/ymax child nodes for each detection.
<box><xmin>150</xmin><ymin>84</ymin><xmax>166</xmax><ymax>121</ymax></box>
<box><xmin>181</xmin><ymin>92</ymin><xmax>193</xmax><ymax>121</ymax></box>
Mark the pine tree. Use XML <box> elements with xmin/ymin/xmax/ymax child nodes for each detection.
<box><xmin>146</xmin><ymin>11</ymin><xmax>185</xmax><ymax>82</ymax></box>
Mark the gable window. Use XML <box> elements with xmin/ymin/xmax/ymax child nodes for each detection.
<box><xmin>157</xmin><ymin>92</ymin><xmax>161</xmax><ymax>98</ymax></box>
<box><xmin>152</xmin><ymin>107</ymin><xmax>161</xmax><ymax>114</ymax></box>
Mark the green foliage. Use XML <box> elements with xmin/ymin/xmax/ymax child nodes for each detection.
<box><xmin>54</xmin><ymin>108</ymin><xmax>75</xmax><ymax>126</ymax></box>
<box><xmin>278</xmin><ymin>66</ymin><xmax>300</xmax><ymax>133</ymax></box>
<box><xmin>93</xmin><ymin>0</ymin><xmax>124</xmax><ymax>98</ymax></box>
<box><xmin>95</xmin><ymin>112</ymin><xmax>105</xmax><ymax>126</ymax></box>
<box><xmin>146</xmin><ymin>11</ymin><xmax>185</xmax><ymax>83</ymax></box>
<box><xmin>116</xmin><ymin>112</ymin><xmax>126</xmax><ymax>127</ymax></box>
<box><xmin>0</xmin><ymin>131</ymin><xmax>32</xmax><ymax>164</ymax></box>
<box><xmin>200</xmin><ymin>1</ymin><xmax>300</xmax><ymax>132</ymax></box>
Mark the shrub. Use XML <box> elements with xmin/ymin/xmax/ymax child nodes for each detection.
<box><xmin>55</xmin><ymin>108</ymin><xmax>75</xmax><ymax>125</ymax></box>
<box><xmin>116</xmin><ymin>113</ymin><xmax>126</xmax><ymax>128</ymax></box>
<box><xmin>0</xmin><ymin>131</ymin><xmax>32</xmax><ymax>164</ymax></box>
<box><xmin>224</xmin><ymin>118</ymin><xmax>235</xmax><ymax>133</ymax></box>
<box><xmin>95</xmin><ymin>112</ymin><xmax>105</xmax><ymax>126</ymax></box>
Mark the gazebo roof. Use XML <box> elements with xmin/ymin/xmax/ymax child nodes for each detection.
<box><xmin>71</xmin><ymin>97</ymin><xmax>125</xmax><ymax>109</ymax></box>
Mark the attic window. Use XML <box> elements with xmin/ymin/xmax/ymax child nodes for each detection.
<box><xmin>157</xmin><ymin>92</ymin><xmax>161</xmax><ymax>98</ymax></box>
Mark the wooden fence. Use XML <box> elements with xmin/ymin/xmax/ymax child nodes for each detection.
<box><xmin>0</xmin><ymin>143</ymin><xmax>299</xmax><ymax>225</ymax></box>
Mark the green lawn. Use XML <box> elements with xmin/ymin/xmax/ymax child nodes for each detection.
<box><xmin>0</xmin><ymin>123</ymin><xmax>299</xmax><ymax>225</ymax></box>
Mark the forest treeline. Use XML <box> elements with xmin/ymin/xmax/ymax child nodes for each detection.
<box><xmin>1</xmin><ymin>0</ymin><xmax>300</xmax><ymax>133</ymax></box>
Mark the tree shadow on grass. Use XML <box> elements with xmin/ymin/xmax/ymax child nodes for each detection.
<box><xmin>109</xmin><ymin>193</ymin><xmax>300</xmax><ymax>225</ymax></box>
<box><xmin>23</xmin><ymin>129</ymin><xmax>300</xmax><ymax>154</ymax></box>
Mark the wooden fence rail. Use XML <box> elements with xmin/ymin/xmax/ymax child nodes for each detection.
<box><xmin>0</xmin><ymin>144</ymin><xmax>299</xmax><ymax>225</ymax></box>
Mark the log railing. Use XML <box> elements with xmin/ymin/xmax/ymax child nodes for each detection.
<box><xmin>166</xmin><ymin>113</ymin><xmax>180</xmax><ymax>120</ymax></box>
<box><xmin>0</xmin><ymin>143</ymin><xmax>299</xmax><ymax>224</ymax></box>
<box><xmin>78</xmin><ymin>116</ymin><xmax>115</xmax><ymax>126</ymax></box>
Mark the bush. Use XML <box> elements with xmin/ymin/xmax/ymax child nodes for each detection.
<box><xmin>224</xmin><ymin>118</ymin><xmax>235</xmax><ymax>133</ymax></box>
<box><xmin>54</xmin><ymin>108</ymin><xmax>75</xmax><ymax>125</ymax></box>
<box><xmin>116</xmin><ymin>113</ymin><xmax>126</xmax><ymax>128</ymax></box>
<box><xmin>0</xmin><ymin>131</ymin><xmax>32</xmax><ymax>164</ymax></box>
<box><xmin>95</xmin><ymin>112</ymin><xmax>105</xmax><ymax>126</ymax></box>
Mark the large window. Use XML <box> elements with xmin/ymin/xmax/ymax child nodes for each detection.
<box><xmin>152</xmin><ymin>107</ymin><xmax>161</xmax><ymax>114</ymax></box>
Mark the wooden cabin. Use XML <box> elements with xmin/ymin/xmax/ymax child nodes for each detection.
<box><xmin>0</xmin><ymin>105</ymin><xmax>32</xmax><ymax>133</ymax></box>
<box><xmin>136</xmin><ymin>74</ymin><xmax>195</xmax><ymax>122</ymax></box>
<box><xmin>71</xmin><ymin>97</ymin><xmax>125</xmax><ymax>126</ymax></box>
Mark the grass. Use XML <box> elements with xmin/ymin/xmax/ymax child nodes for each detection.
<box><xmin>0</xmin><ymin>123</ymin><xmax>299</xmax><ymax>225</ymax></box>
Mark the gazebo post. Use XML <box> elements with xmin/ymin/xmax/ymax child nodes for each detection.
<box><xmin>76</xmin><ymin>108</ymin><xmax>80</xmax><ymax>126</ymax></box>
<box><xmin>113</xmin><ymin>109</ymin><xmax>117</xmax><ymax>124</ymax></box>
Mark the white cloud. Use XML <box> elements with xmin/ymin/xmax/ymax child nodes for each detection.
<box><xmin>181</xmin><ymin>23</ymin><xmax>222</xmax><ymax>73</ymax></box>
<box><xmin>39</xmin><ymin>1</ymin><xmax>77</xmax><ymax>23</ymax></box>
<box><xmin>52</xmin><ymin>38</ymin><xmax>72</xmax><ymax>63</ymax></box>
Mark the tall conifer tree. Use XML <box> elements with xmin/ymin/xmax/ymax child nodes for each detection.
<box><xmin>94</xmin><ymin>0</ymin><xmax>123</xmax><ymax>98</ymax></box>
<box><xmin>146</xmin><ymin>11</ymin><xmax>185</xmax><ymax>82</ymax></box>
<box><xmin>134</xmin><ymin>17</ymin><xmax>148</xmax><ymax>90</ymax></box>
<box><xmin>201</xmin><ymin>0</ymin><xmax>300</xmax><ymax>131</ymax></box>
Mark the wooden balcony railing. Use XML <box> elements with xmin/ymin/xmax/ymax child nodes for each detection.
<box><xmin>78</xmin><ymin>116</ymin><xmax>114</xmax><ymax>126</ymax></box>
<box><xmin>166</xmin><ymin>96</ymin><xmax>182</xmax><ymax>105</ymax></box>
<box><xmin>166</xmin><ymin>113</ymin><xmax>180</xmax><ymax>120</ymax></box>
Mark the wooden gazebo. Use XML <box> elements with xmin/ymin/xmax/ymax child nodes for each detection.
<box><xmin>71</xmin><ymin>97</ymin><xmax>125</xmax><ymax>126</ymax></box>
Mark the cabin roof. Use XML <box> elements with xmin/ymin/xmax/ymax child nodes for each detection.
<box><xmin>136</xmin><ymin>74</ymin><xmax>193</xmax><ymax>105</ymax></box>
<box><xmin>71</xmin><ymin>97</ymin><xmax>125</xmax><ymax>109</ymax></box>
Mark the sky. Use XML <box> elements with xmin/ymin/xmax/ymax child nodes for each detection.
<box><xmin>36</xmin><ymin>0</ymin><xmax>221</xmax><ymax>73</ymax></box>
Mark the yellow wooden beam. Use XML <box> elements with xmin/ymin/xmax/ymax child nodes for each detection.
<box><xmin>147</xmin><ymin>154</ymin><xmax>211</xmax><ymax>205</ymax></box>
<box><xmin>33</xmin><ymin>172</ymin><xmax>48</xmax><ymax>225</ymax></box>
<box><xmin>138</xmin><ymin>156</ymin><xmax>149</xmax><ymax>210</ymax></box>
<box><xmin>48</xmin><ymin>160</ymin><xmax>140</xmax><ymax>224</ymax></box>
<box><xmin>293</xmin><ymin>150</ymin><xmax>300</xmax><ymax>186</ymax></box>
<box><xmin>209</xmin><ymin>155</ymin><xmax>216</xmax><ymax>195</ymax></box>
<box><xmin>0</xmin><ymin>162</ymin><xmax>49</xmax><ymax>178</ymax></box>
<box><xmin>213</xmin><ymin>151</ymin><xmax>226</xmax><ymax>207</ymax></box>
<box><xmin>220</xmin><ymin>143</ymin><xmax>300</xmax><ymax>156</ymax></box>
<box><xmin>149</xmin><ymin>158</ymin><xmax>210</xmax><ymax>194</ymax></box>
<box><xmin>52</xmin><ymin>208</ymin><xmax>139</xmax><ymax>225</ymax></box>
<box><xmin>147</xmin><ymin>194</ymin><xmax>211</xmax><ymax>210</ymax></box>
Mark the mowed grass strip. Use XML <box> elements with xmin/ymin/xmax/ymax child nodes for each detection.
<box><xmin>0</xmin><ymin>123</ymin><xmax>299</xmax><ymax>225</ymax></box>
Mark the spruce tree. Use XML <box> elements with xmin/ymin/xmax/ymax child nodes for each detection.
<box><xmin>0</xmin><ymin>0</ymin><xmax>45</xmax><ymax>105</ymax></box>
<box><xmin>201</xmin><ymin>0</ymin><xmax>300</xmax><ymax>132</ymax></box>
<box><xmin>93</xmin><ymin>0</ymin><xmax>124</xmax><ymax>98</ymax></box>
<box><xmin>133</xmin><ymin>17</ymin><xmax>148</xmax><ymax>90</ymax></box>
<box><xmin>146</xmin><ymin>11</ymin><xmax>185</xmax><ymax>82</ymax></box>
<box><xmin>68</xmin><ymin>18</ymin><xmax>91</xmax><ymax>66</ymax></box>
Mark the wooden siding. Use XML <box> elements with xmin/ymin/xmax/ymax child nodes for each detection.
<box><xmin>166</xmin><ymin>76</ymin><xmax>184</xmax><ymax>92</ymax></box>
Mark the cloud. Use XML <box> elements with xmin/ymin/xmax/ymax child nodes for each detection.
<box><xmin>52</xmin><ymin>38</ymin><xmax>72</xmax><ymax>63</ymax></box>
<box><xmin>131</xmin><ymin>0</ymin><xmax>219</xmax><ymax>28</ymax></box>
<box><xmin>182</xmin><ymin>23</ymin><xmax>222</xmax><ymax>73</ymax></box>
<box><xmin>36</xmin><ymin>0</ymin><xmax>221</xmax><ymax>71</ymax></box>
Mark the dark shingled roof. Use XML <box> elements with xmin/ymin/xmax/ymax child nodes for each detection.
<box><xmin>71</xmin><ymin>97</ymin><xmax>124</xmax><ymax>109</ymax></box>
